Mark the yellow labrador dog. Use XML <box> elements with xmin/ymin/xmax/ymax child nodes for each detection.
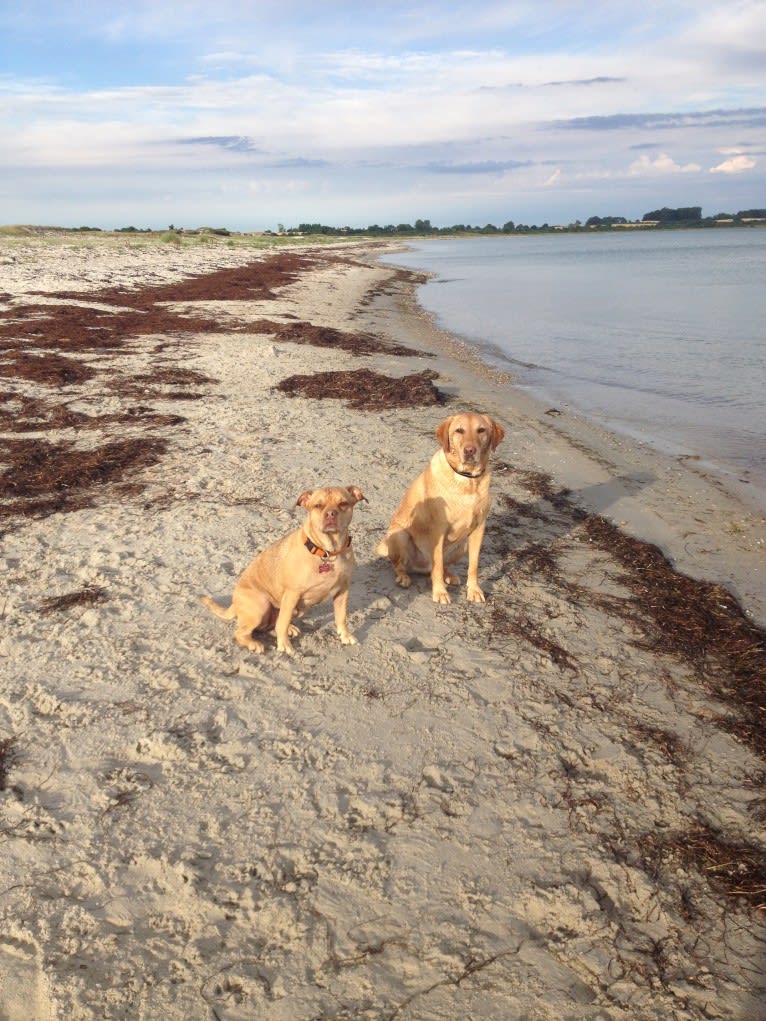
<box><xmin>376</xmin><ymin>412</ymin><xmax>504</xmax><ymax>603</ymax></box>
<box><xmin>201</xmin><ymin>485</ymin><xmax>366</xmax><ymax>655</ymax></box>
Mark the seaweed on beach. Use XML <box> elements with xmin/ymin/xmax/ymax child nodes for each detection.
<box><xmin>0</xmin><ymin>350</ymin><xmax>96</xmax><ymax>386</ymax></box>
<box><xmin>0</xmin><ymin>435</ymin><xmax>167</xmax><ymax>520</ymax></box>
<box><xmin>39</xmin><ymin>584</ymin><xmax>108</xmax><ymax>614</ymax></box>
<box><xmin>498</xmin><ymin>492</ymin><xmax>555</xmax><ymax>524</ymax></box>
<box><xmin>274</xmin><ymin>367</ymin><xmax>445</xmax><ymax>410</ymax></box>
<box><xmin>0</xmin><ymin>736</ymin><xmax>17</xmax><ymax>792</ymax></box>
<box><xmin>636</xmin><ymin>822</ymin><xmax>766</xmax><ymax>910</ymax></box>
<box><xmin>0</xmin><ymin>302</ymin><xmax>229</xmax><ymax>354</ymax></box>
<box><xmin>255</xmin><ymin>319</ymin><xmax>424</xmax><ymax>357</ymax></box>
<box><xmin>502</xmin><ymin>464</ymin><xmax>579</xmax><ymax>514</ymax></box>
<box><xmin>66</xmin><ymin>251</ymin><xmax>326</xmax><ymax>307</ymax></box>
<box><xmin>0</xmin><ymin>393</ymin><xmax>185</xmax><ymax>433</ymax></box>
<box><xmin>512</xmin><ymin>541</ymin><xmax>564</xmax><ymax>578</ymax></box>
<box><xmin>627</xmin><ymin>722</ymin><xmax>688</xmax><ymax>768</ymax></box>
<box><xmin>0</xmin><ymin>395</ymin><xmax>95</xmax><ymax>432</ymax></box>
<box><xmin>24</xmin><ymin>252</ymin><xmax>324</xmax><ymax>310</ymax></box>
<box><xmin>104</xmin><ymin>376</ymin><xmax>208</xmax><ymax>401</ymax></box>
<box><xmin>358</xmin><ymin>266</ymin><xmax>430</xmax><ymax>308</ymax></box>
<box><xmin>106</xmin><ymin>367</ymin><xmax>216</xmax><ymax>402</ymax></box>
<box><xmin>489</xmin><ymin>599</ymin><xmax>578</xmax><ymax>672</ymax></box>
<box><xmin>581</xmin><ymin>513</ymin><xmax>766</xmax><ymax>759</ymax></box>
<box><xmin>132</xmin><ymin>368</ymin><xmax>213</xmax><ymax>387</ymax></box>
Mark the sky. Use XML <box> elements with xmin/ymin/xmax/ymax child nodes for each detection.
<box><xmin>1</xmin><ymin>1</ymin><xmax>764</xmax><ymax>231</ymax></box>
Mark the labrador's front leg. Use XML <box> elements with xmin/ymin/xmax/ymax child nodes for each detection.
<box><xmin>430</xmin><ymin>535</ymin><xmax>451</xmax><ymax>604</ymax></box>
<box><xmin>466</xmin><ymin>523</ymin><xmax>487</xmax><ymax>603</ymax></box>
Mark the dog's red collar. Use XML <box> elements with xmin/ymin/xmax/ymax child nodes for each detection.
<box><xmin>302</xmin><ymin>531</ymin><xmax>352</xmax><ymax>559</ymax></box>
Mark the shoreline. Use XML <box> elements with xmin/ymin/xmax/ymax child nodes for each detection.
<box><xmin>1</xmin><ymin>237</ymin><xmax>764</xmax><ymax>1019</ymax></box>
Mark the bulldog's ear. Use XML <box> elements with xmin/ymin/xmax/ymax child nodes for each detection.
<box><xmin>435</xmin><ymin>417</ymin><xmax>453</xmax><ymax>452</ymax></box>
<box><xmin>489</xmin><ymin>419</ymin><xmax>505</xmax><ymax>450</ymax></box>
<box><xmin>295</xmin><ymin>490</ymin><xmax>314</xmax><ymax>508</ymax></box>
<box><xmin>345</xmin><ymin>486</ymin><xmax>368</xmax><ymax>504</ymax></box>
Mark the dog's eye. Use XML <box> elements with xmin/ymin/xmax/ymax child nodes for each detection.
<box><xmin>338</xmin><ymin>502</ymin><xmax>349</xmax><ymax>510</ymax></box>
<box><xmin>455</xmin><ymin>427</ymin><xmax>465</xmax><ymax>435</ymax></box>
<box><xmin>477</xmin><ymin>427</ymin><xmax>486</xmax><ymax>434</ymax></box>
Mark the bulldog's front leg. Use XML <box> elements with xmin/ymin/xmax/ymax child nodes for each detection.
<box><xmin>275</xmin><ymin>590</ymin><xmax>302</xmax><ymax>655</ymax></box>
<box><xmin>333</xmin><ymin>587</ymin><xmax>357</xmax><ymax>646</ymax></box>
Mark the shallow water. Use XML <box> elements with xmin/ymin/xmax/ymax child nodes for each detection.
<box><xmin>382</xmin><ymin>229</ymin><xmax>766</xmax><ymax>494</ymax></box>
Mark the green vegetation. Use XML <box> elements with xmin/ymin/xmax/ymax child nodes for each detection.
<box><xmin>642</xmin><ymin>206</ymin><xmax>702</xmax><ymax>224</ymax></box>
<box><xmin>287</xmin><ymin>206</ymin><xmax>766</xmax><ymax>236</ymax></box>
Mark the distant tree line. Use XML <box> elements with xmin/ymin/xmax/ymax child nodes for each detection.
<box><xmin>295</xmin><ymin>219</ymin><xmax>533</xmax><ymax>236</ymax></box>
<box><xmin>641</xmin><ymin>206</ymin><xmax>766</xmax><ymax>226</ymax></box>
<box><xmin>289</xmin><ymin>207</ymin><xmax>766</xmax><ymax>236</ymax></box>
<box><xmin>642</xmin><ymin>206</ymin><xmax>703</xmax><ymax>223</ymax></box>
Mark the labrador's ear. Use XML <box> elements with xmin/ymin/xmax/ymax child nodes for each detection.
<box><xmin>435</xmin><ymin>416</ymin><xmax>454</xmax><ymax>452</ymax></box>
<box><xmin>488</xmin><ymin>418</ymin><xmax>505</xmax><ymax>450</ymax></box>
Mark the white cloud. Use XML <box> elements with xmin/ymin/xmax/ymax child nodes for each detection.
<box><xmin>710</xmin><ymin>154</ymin><xmax>757</xmax><ymax>174</ymax></box>
<box><xmin>683</xmin><ymin>0</ymin><xmax>766</xmax><ymax>55</ymax></box>
<box><xmin>628</xmin><ymin>152</ymin><xmax>702</xmax><ymax>176</ymax></box>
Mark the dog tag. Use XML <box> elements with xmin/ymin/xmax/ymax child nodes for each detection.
<box><xmin>318</xmin><ymin>562</ymin><xmax>334</xmax><ymax>573</ymax></box>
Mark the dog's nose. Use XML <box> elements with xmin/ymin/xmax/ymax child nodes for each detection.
<box><xmin>464</xmin><ymin>445</ymin><xmax>477</xmax><ymax>459</ymax></box>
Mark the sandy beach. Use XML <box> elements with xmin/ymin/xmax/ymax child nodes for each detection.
<box><xmin>1</xmin><ymin>232</ymin><xmax>764</xmax><ymax>1020</ymax></box>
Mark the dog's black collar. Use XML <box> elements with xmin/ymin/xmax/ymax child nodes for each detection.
<box><xmin>452</xmin><ymin>466</ymin><xmax>486</xmax><ymax>479</ymax></box>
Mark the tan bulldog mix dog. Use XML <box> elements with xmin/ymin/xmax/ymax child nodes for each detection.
<box><xmin>201</xmin><ymin>485</ymin><xmax>366</xmax><ymax>655</ymax></box>
<box><xmin>376</xmin><ymin>412</ymin><xmax>504</xmax><ymax>603</ymax></box>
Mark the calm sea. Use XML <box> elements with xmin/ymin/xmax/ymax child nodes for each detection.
<box><xmin>382</xmin><ymin>229</ymin><xmax>766</xmax><ymax>498</ymax></box>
